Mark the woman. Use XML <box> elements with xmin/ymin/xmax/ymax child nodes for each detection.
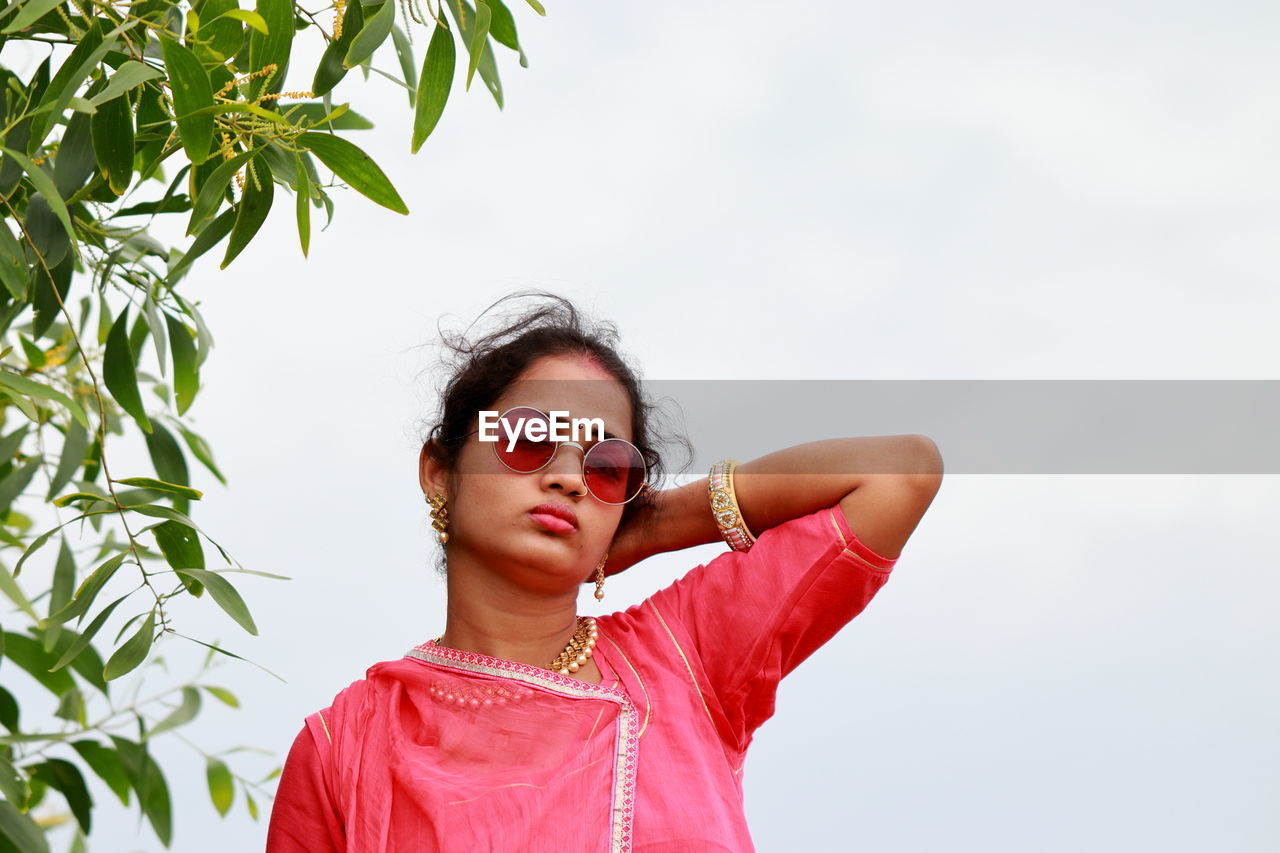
<box><xmin>266</xmin><ymin>293</ymin><xmax>943</xmax><ymax>852</ymax></box>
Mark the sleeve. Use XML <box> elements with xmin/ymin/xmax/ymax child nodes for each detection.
<box><xmin>265</xmin><ymin>714</ymin><xmax>345</xmax><ymax>852</ymax></box>
<box><xmin>645</xmin><ymin>502</ymin><xmax>897</xmax><ymax>752</ymax></box>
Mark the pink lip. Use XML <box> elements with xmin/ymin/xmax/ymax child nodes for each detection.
<box><xmin>529</xmin><ymin>502</ymin><xmax>578</xmax><ymax>534</ymax></box>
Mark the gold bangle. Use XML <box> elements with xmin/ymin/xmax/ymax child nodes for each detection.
<box><xmin>708</xmin><ymin>459</ymin><xmax>756</xmax><ymax>552</ymax></box>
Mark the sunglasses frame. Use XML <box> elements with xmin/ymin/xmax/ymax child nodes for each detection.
<box><xmin>483</xmin><ymin>406</ymin><xmax>650</xmax><ymax>506</ymax></box>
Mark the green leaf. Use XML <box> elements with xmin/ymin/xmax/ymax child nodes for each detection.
<box><xmin>165</xmin><ymin>314</ymin><xmax>200</xmax><ymax>415</ymax></box>
<box><xmin>486</xmin><ymin>0</ymin><xmax>524</xmax><ymax>59</ymax></box>
<box><xmin>53</xmin><ymin>109</ymin><xmax>96</xmax><ymax>199</ymax></box>
<box><xmin>522</xmin><ymin>0</ymin><xmax>545</xmax><ymax>14</ymax></box>
<box><xmin>277</xmin><ymin>102</ymin><xmax>374</xmax><ymax>130</ymax></box>
<box><xmin>46</xmin><ymin>417</ymin><xmax>91</xmax><ymax>501</ymax></box>
<box><xmin>70</xmin><ymin>740</ymin><xmax>130</xmax><ymax>805</ymax></box>
<box><xmin>50</xmin><ymin>492</ymin><xmax>112</xmax><ymax>509</ymax></box>
<box><xmin>24</xmin><ymin>191</ymin><xmax>69</xmax><ymax>269</ymax></box>
<box><xmin>391</xmin><ymin>25</ymin><xmax>417</xmax><ymax>106</ymax></box>
<box><xmin>0</xmin><ymin>222</ymin><xmax>29</xmax><ymax>299</ymax></box>
<box><xmin>412</xmin><ymin>17</ymin><xmax>455</xmax><ymax>153</ymax></box>
<box><xmin>187</xmin><ymin>147</ymin><xmax>259</xmax><ymax>234</ymax></box>
<box><xmin>30</xmin><ymin>758</ymin><xmax>92</xmax><ymax>833</ymax></box>
<box><xmin>152</xmin><ymin>519</ymin><xmax>204</xmax><ymax>573</ymax></box>
<box><xmin>465</xmin><ymin>0</ymin><xmax>492</xmax><ymax>91</ymax></box>
<box><xmin>88</xmin><ymin>60</ymin><xmax>165</xmax><ymax>108</ymax></box>
<box><xmin>0</xmin><ymin>754</ymin><xmax>27</xmax><ymax>812</ymax></box>
<box><xmin>0</xmin><ymin>799</ymin><xmax>48</xmax><ymax>853</ymax></box>
<box><xmin>0</xmin><ymin>686</ymin><xmax>19</xmax><ymax>731</ymax></box>
<box><xmin>27</xmin><ymin>18</ymin><xmax>135</xmax><ymax>152</ymax></box>
<box><xmin>123</xmin><ymin>502</ymin><xmax>201</xmax><ymax>529</ymax></box>
<box><xmin>201</xmin><ymin>685</ymin><xmax>239</xmax><ymax>707</ymax></box>
<box><xmin>1</xmin><ymin>631</ymin><xmax>75</xmax><ymax>695</ymax></box>
<box><xmin>110</xmin><ymin>737</ymin><xmax>171</xmax><ymax>846</ymax></box>
<box><xmin>247</xmin><ymin>0</ymin><xmax>293</xmax><ymax>101</ymax></box>
<box><xmin>194</xmin><ymin>0</ymin><xmax>248</xmax><ymax>62</ymax></box>
<box><xmin>53</xmin><ymin>684</ymin><xmax>85</xmax><ymax>724</ymax></box>
<box><xmin>46</xmin><ymin>551</ymin><xmax>130</xmax><ymax>626</ymax></box>
<box><xmin>0</xmin><ymin>561</ymin><xmax>39</xmax><ymax>621</ymax></box>
<box><xmin>221</xmin><ymin>157</ymin><xmax>274</xmax><ymax>268</ymax></box>
<box><xmin>299</xmin><ymin>131</ymin><xmax>408</xmax><ymax>214</ymax></box>
<box><xmin>209</xmin><ymin>8</ymin><xmax>268</xmax><ymax>34</ymax></box>
<box><xmin>143</xmin><ymin>289</ymin><xmax>169</xmax><ymax>384</ymax></box>
<box><xmin>0</xmin><ymin>371</ymin><xmax>90</xmax><ymax>430</ymax></box>
<box><xmin>50</xmin><ymin>594</ymin><xmax>127</xmax><ymax>673</ymax></box>
<box><xmin>148</xmin><ymin>686</ymin><xmax>201</xmax><ymax>738</ymax></box>
<box><xmin>444</xmin><ymin>0</ymin><xmax>502</xmax><ymax>108</ymax></box>
<box><xmin>167</xmin><ymin>207</ymin><xmax>236</xmax><ymax>284</ymax></box>
<box><xmin>15</xmin><ymin>517</ymin><xmax>70</xmax><ymax>577</ymax></box>
<box><xmin>91</xmin><ymin>94</ymin><xmax>134</xmax><ymax>195</ymax></box>
<box><xmin>158</xmin><ymin>34</ymin><xmax>215</xmax><ymax>165</ymax></box>
<box><xmin>175</xmin><ymin>424</ymin><xmax>226</xmax><ymax>484</ymax></box>
<box><xmin>0</xmin><ymin>424</ymin><xmax>31</xmax><ymax>461</ymax></box>
<box><xmin>206</xmin><ymin>756</ymin><xmax>234</xmax><ymax>816</ymax></box>
<box><xmin>0</xmin><ymin>147</ymin><xmax>78</xmax><ymax>255</ymax></box>
<box><xmin>46</xmin><ymin>623</ymin><xmax>109</xmax><ymax>695</ymax></box>
<box><xmin>246</xmin><ymin>790</ymin><xmax>259</xmax><ymax>820</ymax></box>
<box><xmin>2</xmin><ymin>390</ymin><xmax>38</xmax><ymax>422</ymax></box>
<box><xmin>175</xmin><ymin>570</ymin><xmax>258</xmax><ymax>635</ymax></box>
<box><xmin>17</xmin><ymin>335</ymin><xmax>45</xmax><ymax>369</ymax></box>
<box><xmin>103</xmin><ymin>307</ymin><xmax>152</xmax><ymax>434</ymax></box>
<box><xmin>173</xmin><ymin>632</ymin><xmax>285</xmax><ymax>681</ymax></box>
<box><xmin>1</xmin><ymin>0</ymin><xmax>64</xmax><ymax>33</ymax></box>
<box><xmin>295</xmin><ymin>154</ymin><xmax>310</xmax><ymax>257</ymax></box>
<box><xmin>47</xmin><ymin>536</ymin><xmax>77</xmax><ymax>627</ymax></box>
<box><xmin>343</xmin><ymin>0</ymin><xmax>395</xmax><ymax>69</ymax></box>
<box><xmin>103</xmin><ymin>609</ymin><xmax>155</xmax><ymax>681</ymax></box>
<box><xmin>113</xmin><ymin>477</ymin><xmax>202</xmax><ymax>500</ymax></box>
<box><xmin>0</xmin><ymin>456</ymin><xmax>41</xmax><ymax>518</ymax></box>
<box><xmin>313</xmin><ymin>0</ymin><xmax>364</xmax><ymax>97</ymax></box>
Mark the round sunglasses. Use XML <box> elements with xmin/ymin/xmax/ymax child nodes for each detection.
<box><xmin>467</xmin><ymin>406</ymin><xmax>649</xmax><ymax>505</ymax></box>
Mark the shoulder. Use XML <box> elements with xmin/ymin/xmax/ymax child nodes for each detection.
<box><xmin>305</xmin><ymin>655</ymin><xmax>430</xmax><ymax>733</ymax></box>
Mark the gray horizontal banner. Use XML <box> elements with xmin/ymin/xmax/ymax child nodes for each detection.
<box><xmin>642</xmin><ymin>380</ymin><xmax>1279</xmax><ymax>475</ymax></box>
<box><xmin>485</xmin><ymin>379</ymin><xmax>1280</xmax><ymax>475</ymax></box>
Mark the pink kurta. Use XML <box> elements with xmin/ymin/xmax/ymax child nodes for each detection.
<box><xmin>266</xmin><ymin>503</ymin><xmax>897</xmax><ymax>852</ymax></box>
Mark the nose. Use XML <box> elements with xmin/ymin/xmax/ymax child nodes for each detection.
<box><xmin>542</xmin><ymin>442</ymin><xmax>587</xmax><ymax>497</ymax></box>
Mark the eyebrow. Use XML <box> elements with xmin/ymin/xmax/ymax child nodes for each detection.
<box><xmin>578</xmin><ymin>424</ymin><xmax>619</xmax><ymax>443</ymax></box>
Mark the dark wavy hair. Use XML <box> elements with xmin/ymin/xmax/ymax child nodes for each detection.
<box><xmin>415</xmin><ymin>291</ymin><xmax>691</xmax><ymax>578</ymax></box>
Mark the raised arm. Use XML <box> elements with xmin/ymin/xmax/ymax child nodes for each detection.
<box><xmin>606</xmin><ymin>435</ymin><xmax>943</xmax><ymax>574</ymax></box>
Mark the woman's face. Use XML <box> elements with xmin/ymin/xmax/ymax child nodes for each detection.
<box><xmin>420</xmin><ymin>353</ymin><xmax>635</xmax><ymax>596</ymax></box>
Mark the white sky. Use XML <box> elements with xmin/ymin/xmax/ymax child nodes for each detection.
<box><xmin>20</xmin><ymin>0</ymin><xmax>1280</xmax><ymax>850</ymax></box>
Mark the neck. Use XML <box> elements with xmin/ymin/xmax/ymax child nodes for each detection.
<box><xmin>437</xmin><ymin>553</ymin><xmax>583</xmax><ymax>668</ymax></box>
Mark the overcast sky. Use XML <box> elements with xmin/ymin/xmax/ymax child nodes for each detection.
<box><xmin>20</xmin><ymin>1</ymin><xmax>1280</xmax><ymax>850</ymax></box>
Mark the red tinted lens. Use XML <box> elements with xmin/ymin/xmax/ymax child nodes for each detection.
<box><xmin>583</xmin><ymin>439</ymin><xmax>646</xmax><ymax>504</ymax></box>
<box><xmin>495</xmin><ymin>407</ymin><xmax>555</xmax><ymax>472</ymax></box>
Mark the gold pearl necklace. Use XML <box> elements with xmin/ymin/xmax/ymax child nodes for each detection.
<box><xmin>548</xmin><ymin>616</ymin><xmax>598</xmax><ymax>675</ymax></box>
<box><xmin>431</xmin><ymin>616</ymin><xmax>599</xmax><ymax>675</ymax></box>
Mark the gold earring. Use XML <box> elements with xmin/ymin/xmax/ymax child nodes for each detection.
<box><xmin>425</xmin><ymin>493</ymin><xmax>449</xmax><ymax>544</ymax></box>
<box><xmin>594</xmin><ymin>552</ymin><xmax>608</xmax><ymax>601</ymax></box>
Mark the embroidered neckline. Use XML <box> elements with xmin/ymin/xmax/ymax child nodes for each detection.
<box><xmin>408</xmin><ymin>632</ymin><xmax>625</xmax><ymax>699</ymax></box>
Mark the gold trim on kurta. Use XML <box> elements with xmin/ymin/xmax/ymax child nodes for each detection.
<box><xmin>316</xmin><ymin>710</ymin><xmax>332</xmax><ymax>744</ymax></box>
<box><xmin>827</xmin><ymin>508</ymin><xmax>848</xmax><ymax>546</ymax></box>
<box><xmin>842</xmin><ymin>547</ymin><xmax>893</xmax><ymax>572</ymax></box>
<box><xmin>644</xmin><ymin>599</ymin><xmax>718</xmax><ymax>731</ymax></box>
<box><xmin>600</xmin><ymin>634</ymin><xmax>651</xmax><ymax>738</ymax></box>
